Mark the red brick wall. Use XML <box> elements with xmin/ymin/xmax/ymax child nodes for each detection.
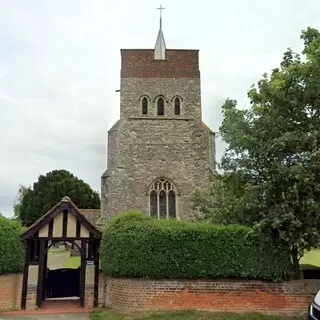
<box><xmin>0</xmin><ymin>273</ymin><xmax>22</xmax><ymax>311</ymax></box>
<box><xmin>103</xmin><ymin>277</ymin><xmax>319</xmax><ymax>315</ymax></box>
<box><xmin>83</xmin><ymin>274</ymin><xmax>107</xmax><ymax>308</ymax></box>
<box><xmin>121</xmin><ymin>49</ymin><xmax>200</xmax><ymax>78</ymax></box>
<box><xmin>85</xmin><ymin>287</ymin><xmax>94</xmax><ymax>308</ymax></box>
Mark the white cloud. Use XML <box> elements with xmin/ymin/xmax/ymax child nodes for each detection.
<box><xmin>1</xmin><ymin>0</ymin><xmax>320</xmax><ymax>216</ymax></box>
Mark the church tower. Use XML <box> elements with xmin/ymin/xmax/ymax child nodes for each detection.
<box><xmin>100</xmin><ymin>8</ymin><xmax>215</xmax><ymax>223</ymax></box>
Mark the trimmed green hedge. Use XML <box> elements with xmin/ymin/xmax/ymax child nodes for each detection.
<box><xmin>0</xmin><ymin>216</ymin><xmax>25</xmax><ymax>274</ymax></box>
<box><xmin>100</xmin><ymin>211</ymin><xmax>294</xmax><ymax>282</ymax></box>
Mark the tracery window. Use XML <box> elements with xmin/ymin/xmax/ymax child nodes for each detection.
<box><xmin>142</xmin><ymin>97</ymin><xmax>148</xmax><ymax>115</ymax></box>
<box><xmin>174</xmin><ymin>97</ymin><xmax>181</xmax><ymax>115</ymax></box>
<box><xmin>157</xmin><ymin>97</ymin><xmax>164</xmax><ymax>115</ymax></box>
<box><xmin>149</xmin><ymin>179</ymin><xmax>176</xmax><ymax>219</ymax></box>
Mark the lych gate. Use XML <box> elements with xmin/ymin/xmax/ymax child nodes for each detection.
<box><xmin>20</xmin><ymin>196</ymin><xmax>102</xmax><ymax>310</ymax></box>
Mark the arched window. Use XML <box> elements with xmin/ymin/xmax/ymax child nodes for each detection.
<box><xmin>150</xmin><ymin>190</ymin><xmax>157</xmax><ymax>218</ymax></box>
<box><xmin>174</xmin><ymin>97</ymin><xmax>181</xmax><ymax>115</ymax></box>
<box><xmin>142</xmin><ymin>97</ymin><xmax>148</xmax><ymax>115</ymax></box>
<box><xmin>157</xmin><ymin>97</ymin><xmax>164</xmax><ymax>116</ymax></box>
<box><xmin>149</xmin><ymin>179</ymin><xmax>176</xmax><ymax>219</ymax></box>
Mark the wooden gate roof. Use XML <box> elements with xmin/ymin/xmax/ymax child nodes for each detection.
<box><xmin>21</xmin><ymin>196</ymin><xmax>102</xmax><ymax>240</ymax></box>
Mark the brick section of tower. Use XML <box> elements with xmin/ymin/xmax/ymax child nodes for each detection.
<box><xmin>121</xmin><ymin>49</ymin><xmax>200</xmax><ymax>78</ymax></box>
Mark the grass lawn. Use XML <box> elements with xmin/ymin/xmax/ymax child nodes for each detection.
<box><xmin>89</xmin><ymin>310</ymin><xmax>303</xmax><ymax>320</ymax></box>
<box><xmin>300</xmin><ymin>249</ymin><xmax>320</xmax><ymax>267</ymax></box>
<box><xmin>48</xmin><ymin>248</ymin><xmax>69</xmax><ymax>255</ymax></box>
<box><xmin>64</xmin><ymin>256</ymin><xmax>81</xmax><ymax>268</ymax></box>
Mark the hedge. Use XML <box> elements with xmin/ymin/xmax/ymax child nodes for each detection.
<box><xmin>0</xmin><ymin>216</ymin><xmax>25</xmax><ymax>274</ymax></box>
<box><xmin>100</xmin><ymin>211</ymin><xmax>294</xmax><ymax>282</ymax></box>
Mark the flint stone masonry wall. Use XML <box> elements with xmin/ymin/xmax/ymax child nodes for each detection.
<box><xmin>100</xmin><ymin>49</ymin><xmax>216</xmax><ymax>221</ymax></box>
<box><xmin>103</xmin><ymin>277</ymin><xmax>318</xmax><ymax>315</ymax></box>
<box><xmin>101</xmin><ymin>117</ymin><xmax>215</xmax><ymax>220</ymax></box>
<box><xmin>120</xmin><ymin>78</ymin><xmax>202</xmax><ymax>119</ymax></box>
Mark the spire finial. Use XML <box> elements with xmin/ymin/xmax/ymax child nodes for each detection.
<box><xmin>154</xmin><ymin>4</ymin><xmax>167</xmax><ymax>60</ymax></box>
<box><xmin>157</xmin><ymin>4</ymin><xmax>165</xmax><ymax>29</ymax></box>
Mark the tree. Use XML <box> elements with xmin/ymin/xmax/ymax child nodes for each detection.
<box><xmin>13</xmin><ymin>184</ymin><xmax>30</xmax><ymax>219</ymax></box>
<box><xmin>193</xmin><ymin>172</ymin><xmax>264</xmax><ymax>226</ymax></box>
<box><xmin>194</xmin><ymin>27</ymin><xmax>320</xmax><ymax>278</ymax></box>
<box><xmin>16</xmin><ymin>169</ymin><xmax>100</xmax><ymax>226</ymax></box>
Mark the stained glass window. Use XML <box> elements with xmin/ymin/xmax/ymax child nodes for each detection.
<box><xmin>149</xmin><ymin>179</ymin><xmax>176</xmax><ymax>219</ymax></box>
<box><xmin>159</xmin><ymin>190</ymin><xmax>166</xmax><ymax>218</ymax></box>
<box><xmin>150</xmin><ymin>190</ymin><xmax>157</xmax><ymax>217</ymax></box>
<box><xmin>168</xmin><ymin>190</ymin><xmax>176</xmax><ymax>218</ymax></box>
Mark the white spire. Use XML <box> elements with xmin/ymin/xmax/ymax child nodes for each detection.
<box><xmin>154</xmin><ymin>5</ymin><xmax>166</xmax><ymax>60</ymax></box>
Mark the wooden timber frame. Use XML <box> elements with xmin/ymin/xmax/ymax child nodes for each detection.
<box><xmin>20</xmin><ymin>196</ymin><xmax>102</xmax><ymax>310</ymax></box>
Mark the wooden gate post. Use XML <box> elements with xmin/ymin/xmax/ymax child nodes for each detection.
<box><xmin>21</xmin><ymin>241</ymin><xmax>32</xmax><ymax>309</ymax></box>
<box><xmin>80</xmin><ymin>239</ymin><xmax>87</xmax><ymax>307</ymax></box>
<box><xmin>93</xmin><ymin>239</ymin><xmax>100</xmax><ymax>307</ymax></box>
<box><xmin>36</xmin><ymin>240</ymin><xmax>45</xmax><ymax>308</ymax></box>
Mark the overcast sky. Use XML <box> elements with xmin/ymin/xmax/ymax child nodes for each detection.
<box><xmin>0</xmin><ymin>0</ymin><xmax>319</xmax><ymax>217</ymax></box>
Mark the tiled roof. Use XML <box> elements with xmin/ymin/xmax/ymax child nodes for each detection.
<box><xmin>21</xmin><ymin>197</ymin><xmax>102</xmax><ymax>240</ymax></box>
<box><xmin>78</xmin><ymin>209</ymin><xmax>100</xmax><ymax>215</ymax></box>
<box><xmin>78</xmin><ymin>209</ymin><xmax>101</xmax><ymax>226</ymax></box>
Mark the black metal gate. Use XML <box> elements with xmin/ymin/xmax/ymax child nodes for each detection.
<box><xmin>46</xmin><ymin>267</ymin><xmax>80</xmax><ymax>298</ymax></box>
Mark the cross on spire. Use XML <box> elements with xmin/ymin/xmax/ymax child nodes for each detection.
<box><xmin>154</xmin><ymin>4</ymin><xmax>167</xmax><ymax>60</ymax></box>
<box><xmin>157</xmin><ymin>4</ymin><xmax>165</xmax><ymax>29</ymax></box>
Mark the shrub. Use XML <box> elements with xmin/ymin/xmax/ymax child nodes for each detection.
<box><xmin>100</xmin><ymin>211</ymin><xmax>294</xmax><ymax>282</ymax></box>
<box><xmin>0</xmin><ymin>216</ymin><xmax>25</xmax><ymax>274</ymax></box>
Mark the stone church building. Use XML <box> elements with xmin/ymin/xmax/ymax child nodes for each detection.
<box><xmin>99</xmin><ymin>16</ymin><xmax>215</xmax><ymax>223</ymax></box>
